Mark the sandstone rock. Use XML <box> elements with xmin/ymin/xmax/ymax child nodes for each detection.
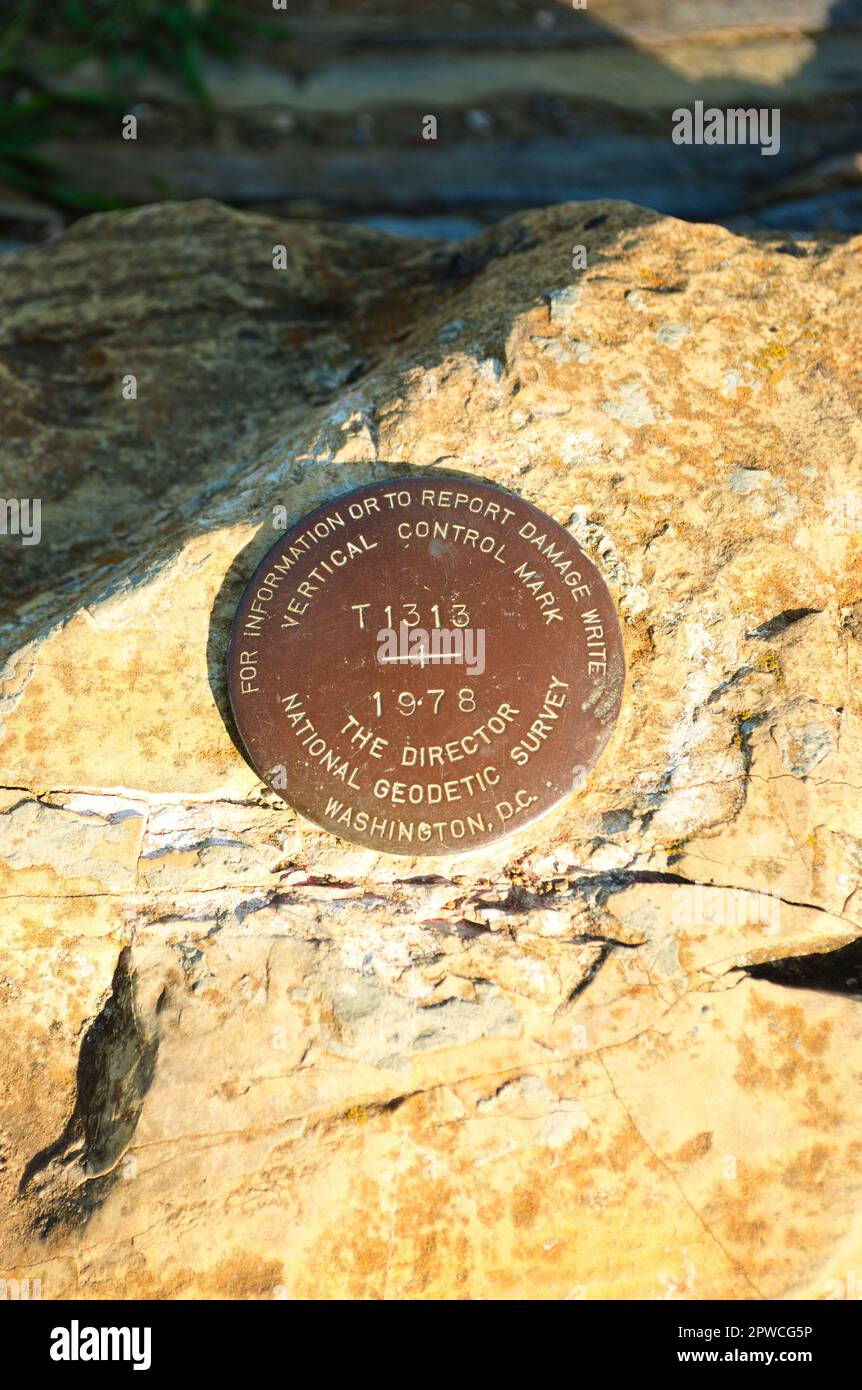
<box><xmin>1</xmin><ymin>199</ymin><xmax>861</xmax><ymax>1299</ymax></box>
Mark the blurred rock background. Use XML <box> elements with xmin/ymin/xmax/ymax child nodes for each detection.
<box><xmin>1</xmin><ymin>0</ymin><xmax>861</xmax><ymax>252</ymax></box>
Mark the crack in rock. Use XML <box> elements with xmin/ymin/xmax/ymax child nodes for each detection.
<box><xmin>18</xmin><ymin>949</ymin><xmax>159</xmax><ymax>1237</ymax></box>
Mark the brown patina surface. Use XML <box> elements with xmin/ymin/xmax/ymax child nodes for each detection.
<box><xmin>228</xmin><ymin>478</ymin><xmax>625</xmax><ymax>854</ymax></box>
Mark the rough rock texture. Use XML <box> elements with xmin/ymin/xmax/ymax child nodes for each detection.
<box><xmin>1</xmin><ymin>199</ymin><xmax>862</xmax><ymax>1299</ymax></box>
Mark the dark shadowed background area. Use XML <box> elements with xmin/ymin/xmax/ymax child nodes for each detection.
<box><xmin>1</xmin><ymin>0</ymin><xmax>861</xmax><ymax>250</ymax></box>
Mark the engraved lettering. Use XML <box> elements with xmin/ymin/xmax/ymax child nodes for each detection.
<box><xmin>229</xmin><ymin>479</ymin><xmax>624</xmax><ymax>855</ymax></box>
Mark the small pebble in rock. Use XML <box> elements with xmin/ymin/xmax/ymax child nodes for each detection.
<box><xmin>466</xmin><ymin>109</ymin><xmax>493</xmax><ymax>134</ymax></box>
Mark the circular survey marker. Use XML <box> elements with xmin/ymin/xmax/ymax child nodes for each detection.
<box><xmin>227</xmin><ymin>477</ymin><xmax>625</xmax><ymax>855</ymax></box>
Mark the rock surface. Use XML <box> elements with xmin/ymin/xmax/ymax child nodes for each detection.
<box><xmin>27</xmin><ymin>0</ymin><xmax>862</xmax><ymax>236</ymax></box>
<box><xmin>1</xmin><ymin>198</ymin><xmax>862</xmax><ymax>1299</ymax></box>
